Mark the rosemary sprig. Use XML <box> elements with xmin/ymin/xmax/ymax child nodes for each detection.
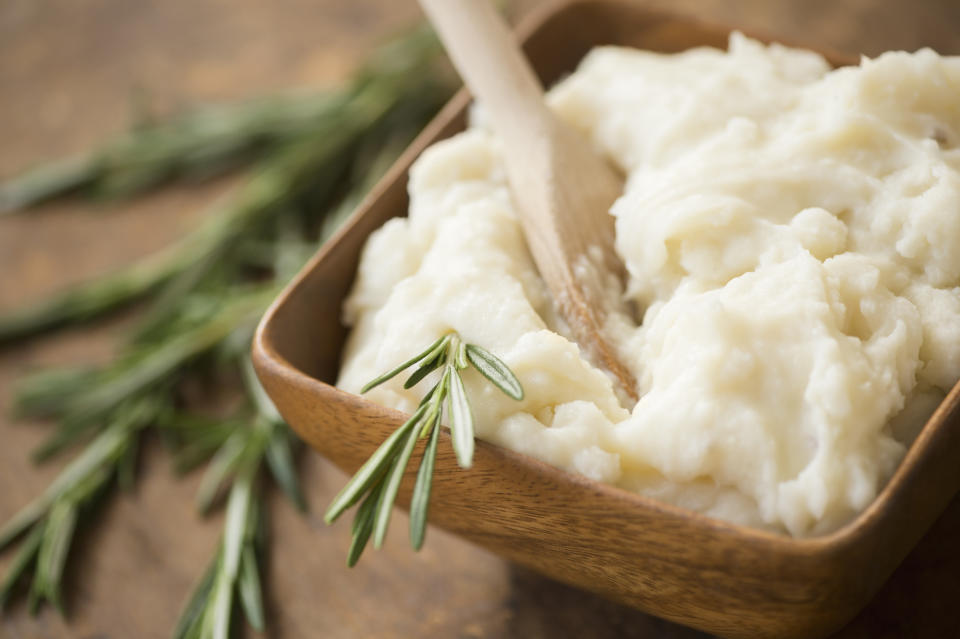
<box><xmin>0</xmin><ymin>20</ymin><xmax>455</xmax><ymax>634</ymax></box>
<box><xmin>0</xmin><ymin>25</ymin><xmax>443</xmax><ymax>215</ymax></box>
<box><xmin>172</xmin><ymin>362</ymin><xmax>301</xmax><ymax>639</ymax></box>
<box><xmin>0</xmin><ymin>395</ymin><xmax>163</xmax><ymax>612</ymax></box>
<box><xmin>0</xmin><ymin>285</ymin><xmax>275</xmax><ymax>614</ymax></box>
<box><xmin>0</xmin><ymin>93</ymin><xmax>342</xmax><ymax>214</ymax></box>
<box><xmin>324</xmin><ymin>333</ymin><xmax>523</xmax><ymax>565</ymax></box>
<box><xmin>17</xmin><ymin>286</ymin><xmax>275</xmax><ymax>462</ymax></box>
<box><xmin>0</xmin><ymin>24</ymin><xmax>449</xmax><ymax>345</ymax></box>
<box><xmin>174</xmin><ymin>464</ymin><xmax>266</xmax><ymax>639</ymax></box>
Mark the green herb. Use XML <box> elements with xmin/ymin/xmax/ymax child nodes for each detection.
<box><xmin>324</xmin><ymin>333</ymin><xmax>522</xmax><ymax>564</ymax></box>
<box><xmin>0</xmin><ymin>93</ymin><xmax>340</xmax><ymax>213</ymax></box>
<box><xmin>0</xmin><ymin>395</ymin><xmax>161</xmax><ymax>612</ymax></box>
<box><xmin>0</xmin><ymin>25</ymin><xmax>443</xmax><ymax>216</ymax></box>
<box><xmin>0</xmin><ymin>21</ymin><xmax>455</xmax><ymax>637</ymax></box>
<box><xmin>0</xmin><ymin>24</ymin><xmax>449</xmax><ymax>345</ymax></box>
<box><xmin>171</xmin><ymin>363</ymin><xmax>296</xmax><ymax>639</ymax></box>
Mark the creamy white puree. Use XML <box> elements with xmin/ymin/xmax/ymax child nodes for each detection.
<box><xmin>338</xmin><ymin>34</ymin><xmax>960</xmax><ymax>536</ymax></box>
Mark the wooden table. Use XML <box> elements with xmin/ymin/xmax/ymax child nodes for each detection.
<box><xmin>1</xmin><ymin>1</ymin><xmax>959</xmax><ymax>637</ymax></box>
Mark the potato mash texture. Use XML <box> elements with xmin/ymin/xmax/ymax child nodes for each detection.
<box><xmin>338</xmin><ymin>34</ymin><xmax>960</xmax><ymax>536</ymax></box>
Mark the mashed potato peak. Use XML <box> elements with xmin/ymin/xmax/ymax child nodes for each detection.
<box><xmin>338</xmin><ymin>34</ymin><xmax>960</xmax><ymax>536</ymax></box>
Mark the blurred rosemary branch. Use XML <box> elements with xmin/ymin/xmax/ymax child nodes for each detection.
<box><xmin>0</xmin><ymin>23</ymin><xmax>453</xmax><ymax>638</ymax></box>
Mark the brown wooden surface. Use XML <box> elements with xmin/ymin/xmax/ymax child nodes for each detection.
<box><xmin>1</xmin><ymin>1</ymin><xmax>959</xmax><ymax>638</ymax></box>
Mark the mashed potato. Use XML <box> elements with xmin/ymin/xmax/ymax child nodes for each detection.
<box><xmin>337</xmin><ymin>34</ymin><xmax>960</xmax><ymax>536</ymax></box>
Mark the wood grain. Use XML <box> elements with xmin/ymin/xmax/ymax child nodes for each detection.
<box><xmin>2</xmin><ymin>1</ymin><xmax>960</xmax><ymax>638</ymax></box>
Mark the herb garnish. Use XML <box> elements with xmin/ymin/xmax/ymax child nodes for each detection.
<box><xmin>0</xmin><ymin>22</ymin><xmax>455</xmax><ymax>639</ymax></box>
<box><xmin>324</xmin><ymin>332</ymin><xmax>523</xmax><ymax>565</ymax></box>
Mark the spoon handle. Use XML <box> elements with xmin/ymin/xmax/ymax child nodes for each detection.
<box><xmin>419</xmin><ymin>0</ymin><xmax>639</xmax><ymax>403</ymax></box>
<box><xmin>419</xmin><ymin>0</ymin><xmax>552</xmax><ymax>143</ymax></box>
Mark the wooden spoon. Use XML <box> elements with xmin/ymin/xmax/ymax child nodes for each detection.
<box><xmin>418</xmin><ymin>0</ymin><xmax>638</xmax><ymax>403</ymax></box>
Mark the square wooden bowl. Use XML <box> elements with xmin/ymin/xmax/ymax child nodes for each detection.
<box><xmin>252</xmin><ymin>1</ymin><xmax>960</xmax><ymax>637</ymax></box>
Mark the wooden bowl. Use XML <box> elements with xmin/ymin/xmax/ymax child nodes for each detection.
<box><xmin>252</xmin><ymin>2</ymin><xmax>960</xmax><ymax>637</ymax></box>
